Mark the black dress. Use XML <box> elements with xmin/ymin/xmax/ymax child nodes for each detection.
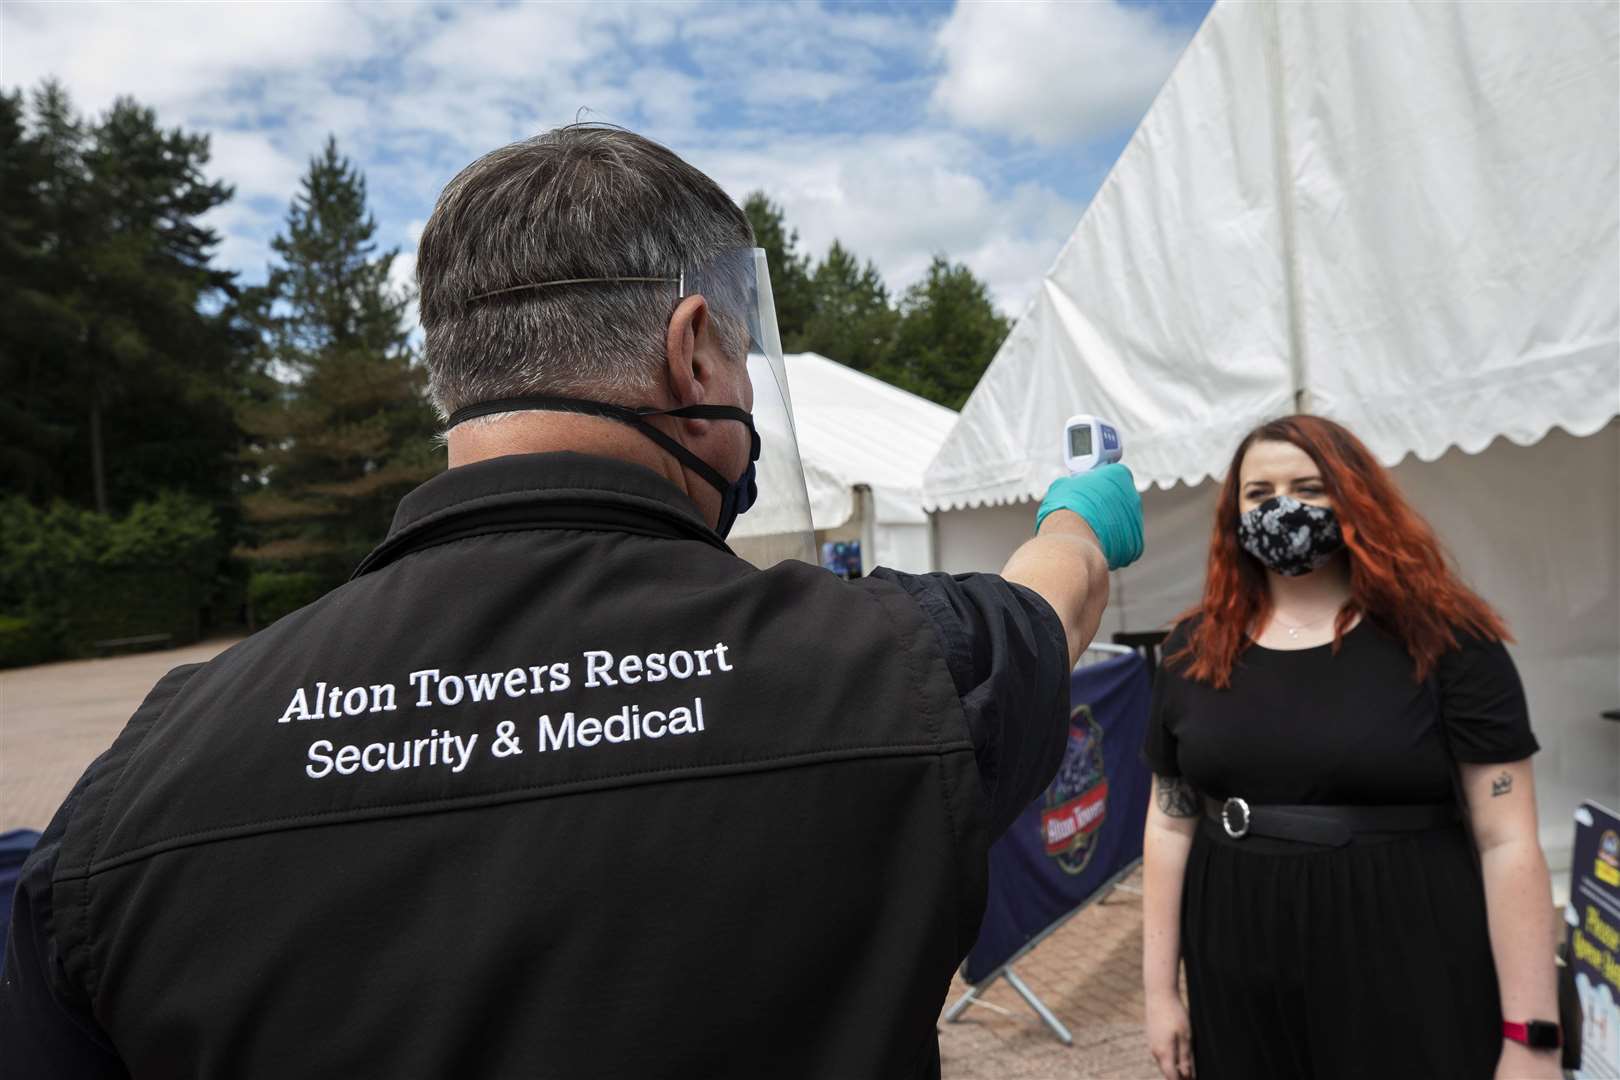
<box><xmin>1143</xmin><ymin>618</ymin><xmax>1539</xmax><ymax>1080</ymax></box>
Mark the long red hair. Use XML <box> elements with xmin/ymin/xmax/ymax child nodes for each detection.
<box><xmin>1171</xmin><ymin>415</ymin><xmax>1508</xmax><ymax>688</ymax></box>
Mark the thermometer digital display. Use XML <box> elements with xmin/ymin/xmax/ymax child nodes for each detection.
<box><xmin>1063</xmin><ymin>414</ymin><xmax>1123</xmax><ymax>473</ymax></box>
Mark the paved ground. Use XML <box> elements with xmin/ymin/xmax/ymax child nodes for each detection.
<box><xmin>938</xmin><ymin>876</ymin><xmax>1157</xmax><ymax>1079</ymax></box>
<box><xmin>2</xmin><ymin>641</ymin><xmax>1158</xmax><ymax>1078</ymax></box>
<box><xmin>0</xmin><ymin>639</ymin><xmax>243</xmax><ymax>830</ymax></box>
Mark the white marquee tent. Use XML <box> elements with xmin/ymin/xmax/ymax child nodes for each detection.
<box><xmin>923</xmin><ymin>0</ymin><xmax>1619</xmax><ymax>859</ymax></box>
<box><xmin>732</xmin><ymin>352</ymin><xmax>957</xmax><ymax>574</ymax></box>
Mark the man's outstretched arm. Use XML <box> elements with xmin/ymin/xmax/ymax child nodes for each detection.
<box><xmin>1003</xmin><ymin>463</ymin><xmax>1144</xmax><ymax>665</ymax></box>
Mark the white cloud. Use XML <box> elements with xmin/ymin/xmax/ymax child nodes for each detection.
<box><xmin>676</xmin><ymin>0</ymin><xmax>928</xmax><ymax>115</ymax></box>
<box><xmin>695</xmin><ymin>132</ymin><xmax>1083</xmax><ymax>315</ymax></box>
<box><xmin>205</xmin><ymin>130</ymin><xmax>305</xmax><ymax>202</ymax></box>
<box><xmin>199</xmin><ymin>201</ymin><xmax>278</xmax><ymax>281</ymax></box>
<box><xmin>932</xmin><ymin>0</ymin><xmax>1192</xmax><ymax>146</ymax></box>
<box><xmin>3</xmin><ymin>0</ymin><xmax>1132</xmax><ymax>317</ymax></box>
<box><xmin>623</xmin><ymin>68</ymin><xmax>705</xmax><ymax>133</ymax></box>
<box><xmin>741</xmin><ymin>68</ymin><xmax>859</xmax><ymax>106</ymax></box>
<box><xmin>362</xmin><ymin>7</ymin><xmax>693</xmax><ymax>175</ymax></box>
<box><xmin>388</xmin><ymin>249</ymin><xmax>419</xmax><ymax>337</ymax></box>
<box><xmin>390</xmin><ymin>220</ymin><xmax>427</xmax><ymax>335</ymax></box>
<box><xmin>415</xmin><ymin>6</ymin><xmax>598</xmax><ymax>79</ymax></box>
<box><xmin>1</xmin><ymin>1</ymin><xmax>410</xmax><ymax>263</ymax></box>
<box><xmin>0</xmin><ymin>1</ymin><xmax>383</xmax><ymax>116</ymax></box>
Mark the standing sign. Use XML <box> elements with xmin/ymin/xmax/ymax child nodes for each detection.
<box><xmin>962</xmin><ymin>651</ymin><xmax>1153</xmax><ymax>985</ymax></box>
<box><xmin>1573</xmin><ymin>801</ymin><xmax>1620</xmax><ymax>1078</ymax></box>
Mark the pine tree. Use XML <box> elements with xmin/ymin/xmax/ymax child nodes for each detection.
<box><xmin>803</xmin><ymin>241</ymin><xmax>897</xmax><ymax>376</ymax></box>
<box><xmin>884</xmin><ymin>256</ymin><xmax>1010</xmax><ymax>410</ymax></box>
<box><xmin>81</xmin><ymin>96</ymin><xmax>245</xmax><ymax>514</ymax></box>
<box><xmin>742</xmin><ymin>199</ymin><xmax>1008</xmax><ymax>409</ymax></box>
<box><xmin>238</xmin><ymin>137</ymin><xmax>439</xmax><ymax>595</ymax></box>
<box><xmin>0</xmin><ymin>88</ymin><xmax>64</xmax><ymax>502</ymax></box>
<box><xmin>743</xmin><ymin>192</ymin><xmax>814</xmax><ymax>351</ymax></box>
<box><xmin>0</xmin><ymin>82</ymin><xmax>244</xmax><ymax>513</ymax></box>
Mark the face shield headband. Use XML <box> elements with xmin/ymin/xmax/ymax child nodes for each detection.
<box><xmin>458</xmin><ymin>249</ymin><xmax>775</xmax><ymax>360</ymax></box>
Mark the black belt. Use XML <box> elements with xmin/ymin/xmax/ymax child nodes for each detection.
<box><xmin>1203</xmin><ymin>796</ymin><xmax>1458</xmax><ymax>847</ymax></box>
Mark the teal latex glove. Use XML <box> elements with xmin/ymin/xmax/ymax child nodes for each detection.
<box><xmin>1035</xmin><ymin>463</ymin><xmax>1144</xmax><ymax>570</ymax></box>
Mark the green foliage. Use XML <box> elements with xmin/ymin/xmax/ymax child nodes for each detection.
<box><xmin>247</xmin><ymin>570</ymin><xmax>328</xmax><ymax>626</ymax></box>
<box><xmin>742</xmin><ymin>191</ymin><xmax>1008</xmax><ymax>409</ymax></box>
<box><xmin>803</xmin><ymin>242</ymin><xmax>897</xmax><ymax>376</ymax></box>
<box><xmin>0</xmin><ymin>82</ymin><xmax>248</xmax><ymax>516</ymax></box>
<box><xmin>0</xmin><ymin>498</ymin><xmax>104</xmax><ymax>626</ymax></box>
<box><xmin>238</xmin><ymin>137</ymin><xmax>442</xmax><ymax>589</ymax></box>
<box><xmin>101</xmin><ymin>491</ymin><xmax>223</xmax><ymax>569</ymax></box>
<box><xmin>0</xmin><ymin>90</ymin><xmax>63</xmax><ymax>502</ymax></box>
<box><xmin>0</xmin><ymin>88</ymin><xmax>458</xmax><ymax>658</ymax></box>
<box><xmin>885</xmin><ymin>256</ymin><xmax>1011</xmax><ymax>410</ymax></box>
<box><xmin>0</xmin><ymin>493</ymin><xmax>223</xmax><ymax>664</ymax></box>
<box><xmin>744</xmin><ymin>192</ymin><xmax>815</xmax><ymax>351</ymax></box>
<box><xmin>0</xmin><ymin>91</ymin><xmax>1011</xmax><ymax>666</ymax></box>
<box><xmin>0</xmin><ymin>614</ymin><xmax>54</xmax><ymax>668</ymax></box>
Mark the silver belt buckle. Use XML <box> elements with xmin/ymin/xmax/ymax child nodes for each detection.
<box><xmin>1221</xmin><ymin>796</ymin><xmax>1251</xmax><ymax>839</ymax></box>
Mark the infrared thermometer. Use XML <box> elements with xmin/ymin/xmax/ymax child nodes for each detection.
<box><xmin>1063</xmin><ymin>414</ymin><xmax>1123</xmax><ymax>473</ymax></box>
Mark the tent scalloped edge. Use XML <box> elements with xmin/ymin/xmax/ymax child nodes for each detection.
<box><xmin>923</xmin><ymin>412</ymin><xmax>1619</xmax><ymax>513</ymax></box>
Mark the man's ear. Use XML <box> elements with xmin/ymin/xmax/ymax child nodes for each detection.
<box><xmin>664</xmin><ymin>294</ymin><xmax>710</xmax><ymax>407</ymax></box>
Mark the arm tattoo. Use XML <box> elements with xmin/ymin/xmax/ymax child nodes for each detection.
<box><xmin>1490</xmin><ymin>771</ymin><xmax>1513</xmax><ymax>797</ymax></box>
<box><xmin>1155</xmin><ymin>775</ymin><xmax>1200</xmax><ymax>818</ymax></box>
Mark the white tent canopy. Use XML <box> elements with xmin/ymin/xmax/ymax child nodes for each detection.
<box><xmin>922</xmin><ymin>0</ymin><xmax>1619</xmax><ymax>863</ymax></box>
<box><xmin>924</xmin><ymin>0</ymin><xmax>1618</xmax><ymax>505</ymax></box>
<box><xmin>733</xmin><ymin>352</ymin><xmax>957</xmax><ymax>573</ymax></box>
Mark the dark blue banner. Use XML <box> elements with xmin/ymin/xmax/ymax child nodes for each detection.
<box><xmin>1571</xmin><ymin>801</ymin><xmax>1620</xmax><ymax>1077</ymax></box>
<box><xmin>964</xmin><ymin>651</ymin><xmax>1153</xmax><ymax>984</ymax></box>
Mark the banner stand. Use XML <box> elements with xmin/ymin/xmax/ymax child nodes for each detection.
<box><xmin>943</xmin><ymin>857</ymin><xmax>1143</xmax><ymax>1044</ymax></box>
<box><xmin>947</xmin><ymin>644</ymin><xmax>1153</xmax><ymax>1045</ymax></box>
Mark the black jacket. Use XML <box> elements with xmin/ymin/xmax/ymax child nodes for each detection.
<box><xmin>2</xmin><ymin>452</ymin><xmax>1069</xmax><ymax>1079</ymax></box>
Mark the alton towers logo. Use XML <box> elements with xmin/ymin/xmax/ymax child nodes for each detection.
<box><xmin>1041</xmin><ymin>703</ymin><xmax>1108</xmax><ymax>876</ymax></box>
<box><xmin>1598</xmin><ymin>828</ymin><xmax>1620</xmax><ymax>887</ymax></box>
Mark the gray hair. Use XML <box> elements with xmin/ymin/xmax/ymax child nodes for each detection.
<box><xmin>416</xmin><ymin>125</ymin><xmax>754</xmax><ymax>422</ymax></box>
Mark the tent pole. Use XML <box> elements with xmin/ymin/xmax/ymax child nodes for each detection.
<box><xmin>1264</xmin><ymin>0</ymin><xmax>1311</xmax><ymax>415</ymax></box>
<box><xmin>856</xmin><ymin>485</ymin><xmax>876</xmax><ymax>574</ymax></box>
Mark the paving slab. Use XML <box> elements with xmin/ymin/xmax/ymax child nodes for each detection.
<box><xmin>0</xmin><ymin>639</ymin><xmax>240</xmax><ymax>829</ymax></box>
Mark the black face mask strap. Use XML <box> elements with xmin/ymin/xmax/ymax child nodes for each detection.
<box><xmin>659</xmin><ymin>404</ymin><xmax>760</xmax><ymax>460</ymax></box>
<box><xmin>445</xmin><ymin>395</ymin><xmax>741</xmax><ymax>496</ymax></box>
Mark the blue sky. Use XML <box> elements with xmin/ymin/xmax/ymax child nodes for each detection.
<box><xmin>2</xmin><ymin>0</ymin><xmax>1212</xmax><ymax>318</ymax></box>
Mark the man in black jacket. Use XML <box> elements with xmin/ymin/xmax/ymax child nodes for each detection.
<box><xmin>1</xmin><ymin>125</ymin><xmax>1143</xmax><ymax>1078</ymax></box>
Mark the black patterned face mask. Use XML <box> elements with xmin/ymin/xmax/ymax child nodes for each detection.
<box><xmin>1237</xmin><ymin>495</ymin><xmax>1345</xmax><ymax>576</ymax></box>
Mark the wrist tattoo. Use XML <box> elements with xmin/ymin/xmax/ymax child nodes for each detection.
<box><xmin>1156</xmin><ymin>775</ymin><xmax>1200</xmax><ymax>818</ymax></box>
<box><xmin>1490</xmin><ymin>771</ymin><xmax>1513</xmax><ymax>797</ymax></box>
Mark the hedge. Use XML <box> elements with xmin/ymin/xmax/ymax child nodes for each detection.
<box><xmin>0</xmin><ymin>493</ymin><xmax>223</xmax><ymax>666</ymax></box>
<box><xmin>247</xmin><ymin>570</ymin><xmax>329</xmax><ymax>627</ymax></box>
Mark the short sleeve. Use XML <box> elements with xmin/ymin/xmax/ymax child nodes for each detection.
<box><xmin>1435</xmin><ymin>631</ymin><xmax>1539</xmax><ymax>764</ymax></box>
<box><xmin>1141</xmin><ymin>621</ymin><xmax>1192</xmax><ymax>777</ymax></box>
<box><xmin>869</xmin><ymin>568</ymin><xmax>1070</xmax><ymax>838</ymax></box>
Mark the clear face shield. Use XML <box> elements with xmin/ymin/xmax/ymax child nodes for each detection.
<box><xmin>450</xmin><ymin>247</ymin><xmax>818</xmax><ymax>569</ymax></box>
<box><xmin>681</xmin><ymin>248</ymin><xmax>817</xmax><ymax>568</ymax></box>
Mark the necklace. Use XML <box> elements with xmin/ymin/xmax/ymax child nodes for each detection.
<box><xmin>1271</xmin><ymin>609</ymin><xmax>1338</xmax><ymax>639</ymax></box>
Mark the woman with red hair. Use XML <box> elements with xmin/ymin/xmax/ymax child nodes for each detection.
<box><xmin>1141</xmin><ymin>416</ymin><xmax>1560</xmax><ymax>1080</ymax></box>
